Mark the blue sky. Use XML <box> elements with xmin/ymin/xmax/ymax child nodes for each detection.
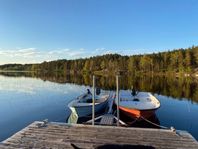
<box><xmin>0</xmin><ymin>0</ymin><xmax>198</xmax><ymax>64</ymax></box>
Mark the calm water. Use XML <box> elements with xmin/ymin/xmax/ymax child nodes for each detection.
<box><xmin>0</xmin><ymin>72</ymin><xmax>198</xmax><ymax>141</ymax></box>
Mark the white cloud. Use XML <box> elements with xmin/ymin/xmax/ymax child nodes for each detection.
<box><xmin>95</xmin><ymin>48</ymin><xmax>105</xmax><ymax>51</ymax></box>
<box><xmin>0</xmin><ymin>47</ymin><xmax>143</xmax><ymax>65</ymax></box>
<box><xmin>0</xmin><ymin>48</ymin><xmax>89</xmax><ymax>64</ymax></box>
<box><xmin>0</xmin><ymin>48</ymin><xmax>40</xmax><ymax>58</ymax></box>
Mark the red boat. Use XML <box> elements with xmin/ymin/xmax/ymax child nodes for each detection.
<box><xmin>115</xmin><ymin>91</ymin><xmax>160</xmax><ymax>119</ymax></box>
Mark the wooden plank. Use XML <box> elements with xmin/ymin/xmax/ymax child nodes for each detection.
<box><xmin>0</xmin><ymin>121</ymin><xmax>197</xmax><ymax>149</ymax></box>
<box><xmin>107</xmin><ymin>93</ymin><xmax>114</xmax><ymax>114</ymax></box>
<box><xmin>9</xmin><ymin>124</ymin><xmax>198</xmax><ymax>145</ymax></box>
<box><xmin>8</xmin><ymin>132</ymin><xmax>196</xmax><ymax>148</ymax></box>
<box><xmin>23</xmin><ymin>126</ymin><xmax>195</xmax><ymax>142</ymax></box>
<box><xmin>26</xmin><ymin>124</ymin><xmax>194</xmax><ymax>140</ymax></box>
<box><xmin>99</xmin><ymin>114</ymin><xmax>114</xmax><ymax>125</ymax></box>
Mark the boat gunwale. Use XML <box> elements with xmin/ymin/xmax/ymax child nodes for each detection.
<box><xmin>117</xmin><ymin>91</ymin><xmax>161</xmax><ymax>111</ymax></box>
<box><xmin>119</xmin><ymin>104</ymin><xmax>160</xmax><ymax>111</ymax></box>
<box><xmin>68</xmin><ymin>93</ymin><xmax>111</xmax><ymax>108</ymax></box>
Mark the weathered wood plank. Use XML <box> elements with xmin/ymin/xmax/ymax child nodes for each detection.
<box><xmin>15</xmin><ymin>129</ymin><xmax>196</xmax><ymax>144</ymax></box>
<box><xmin>6</xmin><ymin>124</ymin><xmax>198</xmax><ymax>145</ymax></box>
<box><xmin>0</xmin><ymin>121</ymin><xmax>197</xmax><ymax>149</ymax></box>
<box><xmin>22</xmin><ymin>126</ymin><xmax>194</xmax><ymax>142</ymax></box>
<box><xmin>100</xmin><ymin>114</ymin><xmax>114</xmax><ymax>125</ymax></box>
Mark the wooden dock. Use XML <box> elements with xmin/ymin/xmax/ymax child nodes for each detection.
<box><xmin>0</xmin><ymin>121</ymin><xmax>198</xmax><ymax>149</ymax></box>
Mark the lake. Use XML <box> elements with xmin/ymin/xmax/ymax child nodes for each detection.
<box><xmin>0</xmin><ymin>72</ymin><xmax>198</xmax><ymax>141</ymax></box>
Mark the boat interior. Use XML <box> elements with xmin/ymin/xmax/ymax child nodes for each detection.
<box><xmin>78</xmin><ymin>92</ymin><xmax>109</xmax><ymax>104</ymax></box>
<box><xmin>118</xmin><ymin>91</ymin><xmax>160</xmax><ymax>110</ymax></box>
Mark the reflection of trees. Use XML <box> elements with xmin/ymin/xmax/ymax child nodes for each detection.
<box><xmin>1</xmin><ymin>72</ymin><xmax>198</xmax><ymax>103</ymax></box>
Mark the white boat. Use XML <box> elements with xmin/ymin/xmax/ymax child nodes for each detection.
<box><xmin>115</xmin><ymin>90</ymin><xmax>160</xmax><ymax>119</ymax></box>
<box><xmin>68</xmin><ymin>89</ymin><xmax>111</xmax><ymax>118</ymax></box>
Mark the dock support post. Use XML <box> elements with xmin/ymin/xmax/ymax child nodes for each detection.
<box><xmin>92</xmin><ymin>75</ymin><xmax>95</xmax><ymax>125</ymax></box>
<box><xmin>116</xmin><ymin>75</ymin><xmax>120</xmax><ymax>126</ymax></box>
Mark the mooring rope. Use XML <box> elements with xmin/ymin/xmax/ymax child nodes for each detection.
<box><xmin>140</xmin><ymin>116</ymin><xmax>170</xmax><ymax>129</ymax></box>
<box><xmin>126</xmin><ymin>118</ymin><xmax>138</xmax><ymax>125</ymax></box>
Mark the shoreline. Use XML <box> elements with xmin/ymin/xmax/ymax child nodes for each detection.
<box><xmin>0</xmin><ymin>70</ymin><xmax>198</xmax><ymax>78</ymax></box>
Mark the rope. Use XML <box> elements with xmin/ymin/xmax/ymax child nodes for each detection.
<box><xmin>126</xmin><ymin>118</ymin><xmax>139</xmax><ymax>125</ymax></box>
<box><xmin>140</xmin><ymin>116</ymin><xmax>169</xmax><ymax>129</ymax></box>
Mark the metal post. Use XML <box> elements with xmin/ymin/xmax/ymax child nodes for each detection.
<box><xmin>116</xmin><ymin>75</ymin><xmax>120</xmax><ymax>126</ymax></box>
<box><xmin>92</xmin><ymin>75</ymin><xmax>95</xmax><ymax>125</ymax></box>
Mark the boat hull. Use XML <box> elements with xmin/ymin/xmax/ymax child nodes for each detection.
<box><xmin>119</xmin><ymin>106</ymin><xmax>156</xmax><ymax>119</ymax></box>
<box><xmin>116</xmin><ymin>91</ymin><xmax>160</xmax><ymax>120</ymax></box>
<box><xmin>72</xmin><ymin>100</ymin><xmax>108</xmax><ymax>118</ymax></box>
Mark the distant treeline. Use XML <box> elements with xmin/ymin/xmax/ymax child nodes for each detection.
<box><xmin>0</xmin><ymin>46</ymin><xmax>198</xmax><ymax>75</ymax></box>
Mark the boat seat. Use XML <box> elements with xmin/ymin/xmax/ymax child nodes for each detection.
<box><xmin>133</xmin><ymin>98</ymin><xmax>140</xmax><ymax>102</ymax></box>
<box><xmin>146</xmin><ymin>98</ymin><xmax>151</xmax><ymax>101</ymax></box>
<box><xmin>86</xmin><ymin>98</ymin><xmax>93</xmax><ymax>103</ymax></box>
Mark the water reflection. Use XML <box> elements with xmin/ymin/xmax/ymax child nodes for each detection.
<box><xmin>1</xmin><ymin>72</ymin><xmax>198</xmax><ymax>103</ymax></box>
<box><xmin>0</xmin><ymin>74</ymin><xmax>87</xmax><ymax>141</ymax></box>
<box><xmin>0</xmin><ymin>72</ymin><xmax>198</xmax><ymax>141</ymax></box>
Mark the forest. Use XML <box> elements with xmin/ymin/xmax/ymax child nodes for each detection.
<box><xmin>0</xmin><ymin>46</ymin><xmax>198</xmax><ymax>75</ymax></box>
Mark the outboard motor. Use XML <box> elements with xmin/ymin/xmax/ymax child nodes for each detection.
<box><xmin>131</xmin><ymin>86</ymin><xmax>136</xmax><ymax>96</ymax></box>
<box><xmin>96</xmin><ymin>88</ymin><xmax>101</xmax><ymax>95</ymax></box>
<box><xmin>87</xmin><ymin>89</ymin><xmax>91</xmax><ymax>94</ymax></box>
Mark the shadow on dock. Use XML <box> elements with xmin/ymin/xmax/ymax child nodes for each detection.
<box><xmin>95</xmin><ymin>144</ymin><xmax>155</xmax><ymax>149</ymax></box>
